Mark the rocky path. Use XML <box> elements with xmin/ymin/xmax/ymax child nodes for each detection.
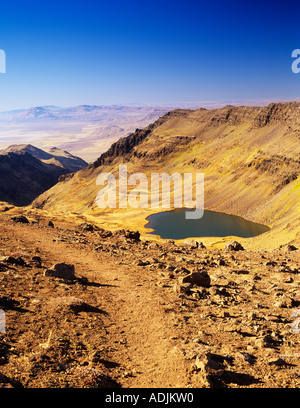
<box><xmin>0</xmin><ymin>213</ymin><xmax>299</xmax><ymax>388</ymax></box>
<box><xmin>0</xmin><ymin>218</ymin><xmax>191</xmax><ymax>388</ymax></box>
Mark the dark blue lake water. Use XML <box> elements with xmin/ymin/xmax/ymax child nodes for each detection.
<box><xmin>146</xmin><ymin>209</ymin><xmax>269</xmax><ymax>240</ymax></box>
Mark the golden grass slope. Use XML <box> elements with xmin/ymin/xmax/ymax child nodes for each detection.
<box><xmin>31</xmin><ymin>102</ymin><xmax>300</xmax><ymax>250</ymax></box>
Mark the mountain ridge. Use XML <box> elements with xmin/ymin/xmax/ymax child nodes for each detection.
<box><xmin>0</xmin><ymin>144</ymin><xmax>88</xmax><ymax>173</ymax></box>
<box><xmin>0</xmin><ymin>144</ymin><xmax>88</xmax><ymax>206</ymax></box>
<box><xmin>31</xmin><ymin>101</ymin><xmax>300</xmax><ymax>250</ymax></box>
<box><xmin>92</xmin><ymin>102</ymin><xmax>300</xmax><ymax>167</ymax></box>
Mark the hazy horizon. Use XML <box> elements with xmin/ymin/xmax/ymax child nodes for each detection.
<box><xmin>1</xmin><ymin>97</ymin><xmax>300</xmax><ymax>115</ymax></box>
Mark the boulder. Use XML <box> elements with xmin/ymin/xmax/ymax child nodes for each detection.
<box><xmin>184</xmin><ymin>240</ymin><xmax>199</xmax><ymax>249</ymax></box>
<box><xmin>195</xmin><ymin>353</ymin><xmax>224</xmax><ymax>376</ymax></box>
<box><xmin>125</xmin><ymin>230</ymin><xmax>140</xmax><ymax>241</ymax></box>
<box><xmin>224</xmin><ymin>241</ymin><xmax>244</xmax><ymax>251</ymax></box>
<box><xmin>44</xmin><ymin>263</ymin><xmax>75</xmax><ymax>280</ymax></box>
<box><xmin>179</xmin><ymin>271</ymin><xmax>210</xmax><ymax>288</ymax></box>
<box><xmin>97</xmin><ymin>228</ymin><xmax>112</xmax><ymax>238</ymax></box>
<box><xmin>284</xmin><ymin>244</ymin><xmax>297</xmax><ymax>252</ymax></box>
<box><xmin>193</xmin><ymin>353</ymin><xmax>225</xmax><ymax>387</ymax></box>
<box><xmin>11</xmin><ymin>215</ymin><xmax>29</xmax><ymax>224</ymax></box>
<box><xmin>78</xmin><ymin>223</ymin><xmax>94</xmax><ymax>232</ymax></box>
<box><xmin>268</xmin><ymin>358</ymin><xmax>287</xmax><ymax>366</ymax></box>
<box><xmin>254</xmin><ymin>334</ymin><xmax>282</xmax><ymax>348</ymax></box>
<box><xmin>198</xmin><ymin>242</ymin><xmax>206</xmax><ymax>249</ymax></box>
<box><xmin>0</xmin><ymin>256</ymin><xmax>25</xmax><ymax>266</ymax></box>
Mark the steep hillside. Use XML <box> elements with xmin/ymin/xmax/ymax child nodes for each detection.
<box><xmin>0</xmin><ymin>145</ymin><xmax>88</xmax><ymax>206</ymax></box>
<box><xmin>1</xmin><ymin>144</ymin><xmax>88</xmax><ymax>173</ymax></box>
<box><xmin>32</xmin><ymin>102</ymin><xmax>300</xmax><ymax>250</ymax></box>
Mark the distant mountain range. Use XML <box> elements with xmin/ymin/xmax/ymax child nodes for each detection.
<box><xmin>0</xmin><ymin>144</ymin><xmax>88</xmax><ymax>206</ymax></box>
<box><xmin>0</xmin><ymin>105</ymin><xmax>172</xmax><ymax>123</ymax></box>
<box><xmin>0</xmin><ymin>105</ymin><xmax>172</xmax><ymax>162</ymax></box>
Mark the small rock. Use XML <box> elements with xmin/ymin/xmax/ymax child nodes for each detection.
<box><xmin>273</xmin><ymin>295</ymin><xmax>293</xmax><ymax>308</ymax></box>
<box><xmin>0</xmin><ymin>263</ymin><xmax>8</xmax><ymax>272</ymax></box>
<box><xmin>48</xmin><ymin>296</ymin><xmax>90</xmax><ymax>313</ymax></box>
<box><xmin>179</xmin><ymin>271</ymin><xmax>210</xmax><ymax>288</ymax></box>
<box><xmin>48</xmin><ymin>221</ymin><xmax>54</xmax><ymax>228</ymax></box>
<box><xmin>254</xmin><ymin>337</ymin><xmax>267</xmax><ymax>349</ymax></box>
<box><xmin>148</xmin><ymin>242</ymin><xmax>159</xmax><ymax>249</ymax></box>
<box><xmin>78</xmin><ymin>223</ymin><xmax>94</xmax><ymax>232</ymax></box>
<box><xmin>255</xmin><ymin>334</ymin><xmax>281</xmax><ymax>348</ymax></box>
<box><xmin>265</xmin><ymin>260</ymin><xmax>277</xmax><ymax>266</ymax></box>
<box><xmin>238</xmin><ymin>351</ymin><xmax>256</xmax><ymax>365</ymax></box>
<box><xmin>163</xmin><ymin>271</ymin><xmax>175</xmax><ymax>279</ymax></box>
<box><xmin>184</xmin><ymin>239</ymin><xmax>199</xmax><ymax>249</ymax></box>
<box><xmin>31</xmin><ymin>299</ymin><xmax>41</xmax><ymax>305</ymax></box>
<box><xmin>284</xmin><ymin>244</ymin><xmax>297</xmax><ymax>252</ymax></box>
<box><xmin>135</xmin><ymin>260</ymin><xmax>149</xmax><ymax>266</ymax></box>
<box><xmin>248</xmin><ymin>311</ymin><xmax>257</xmax><ymax>320</ymax></box>
<box><xmin>90</xmin><ymin>351</ymin><xmax>101</xmax><ymax>363</ymax></box>
<box><xmin>125</xmin><ymin>230</ymin><xmax>140</xmax><ymax>241</ymax></box>
<box><xmin>197</xmin><ymin>242</ymin><xmax>206</xmax><ymax>249</ymax></box>
<box><xmin>265</xmin><ymin>315</ymin><xmax>281</xmax><ymax>322</ymax></box>
<box><xmin>97</xmin><ymin>228</ymin><xmax>112</xmax><ymax>238</ymax></box>
<box><xmin>268</xmin><ymin>357</ymin><xmax>287</xmax><ymax>366</ymax></box>
<box><xmin>11</xmin><ymin>215</ymin><xmax>29</xmax><ymax>224</ymax></box>
<box><xmin>224</xmin><ymin>241</ymin><xmax>244</xmax><ymax>251</ymax></box>
<box><xmin>44</xmin><ymin>263</ymin><xmax>76</xmax><ymax>280</ymax></box>
<box><xmin>0</xmin><ymin>256</ymin><xmax>25</xmax><ymax>266</ymax></box>
<box><xmin>173</xmin><ymin>282</ymin><xmax>192</xmax><ymax>294</ymax></box>
<box><xmin>194</xmin><ymin>352</ymin><xmax>224</xmax><ymax>387</ymax></box>
<box><xmin>31</xmin><ymin>256</ymin><xmax>42</xmax><ymax>268</ymax></box>
<box><xmin>230</xmin><ymin>269</ymin><xmax>249</xmax><ymax>275</ymax></box>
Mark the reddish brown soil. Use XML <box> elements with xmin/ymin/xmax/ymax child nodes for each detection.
<box><xmin>0</xmin><ymin>214</ymin><xmax>299</xmax><ymax>388</ymax></box>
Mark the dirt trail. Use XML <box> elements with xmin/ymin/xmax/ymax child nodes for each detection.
<box><xmin>1</xmin><ymin>221</ymin><xmax>190</xmax><ymax>388</ymax></box>
<box><xmin>1</xmin><ymin>215</ymin><xmax>300</xmax><ymax>389</ymax></box>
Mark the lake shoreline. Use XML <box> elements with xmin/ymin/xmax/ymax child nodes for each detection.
<box><xmin>145</xmin><ymin>208</ymin><xmax>270</xmax><ymax>240</ymax></box>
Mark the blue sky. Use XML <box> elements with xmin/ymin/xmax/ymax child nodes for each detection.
<box><xmin>0</xmin><ymin>0</ymin><xmax>299</xmax><ymax>110</ymax></box>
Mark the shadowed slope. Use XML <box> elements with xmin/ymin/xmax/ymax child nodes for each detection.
<box><xmin>0</xmin><ymin>145</ymin><xmax>88</xmax><ymax>206</ymax></box>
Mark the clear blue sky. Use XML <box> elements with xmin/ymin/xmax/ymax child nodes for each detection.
<box><xmin>0</xmin><ymin>0</ymin><xmax>299</xmax><ymax>110</ymax></box>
